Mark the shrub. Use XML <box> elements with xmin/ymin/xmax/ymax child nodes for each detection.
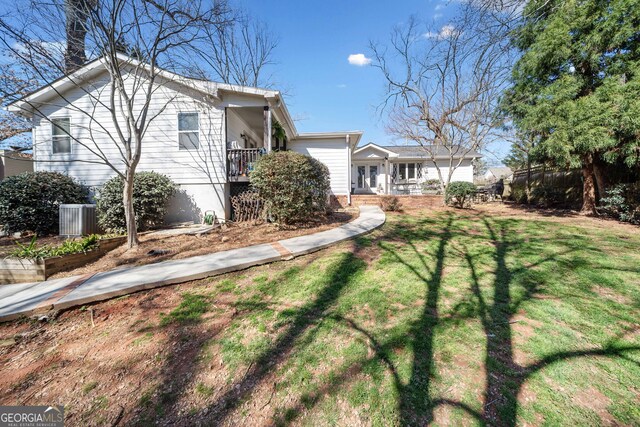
<box><xmin>598</xmin><ymin>183</ymin><xmax>640</xmax><ymax>224</ymax></box>
<box><xmin>250</xmin><ymin>151</ymin><xmax>331</xmax><ymax>224</ymax></box>
<box><xmin>96</xmin><ymin>172</ymin><xmax>177</xmax><ymax>233</ymax></box>
<box><xmin>422</xmin><ymin>179</ymin><xmax>442</xmax><ymax>194</ymax></box>
<box><xmin>10</xmin><ymin>234</ymin><xmax>101</xmax><ymax>259</ymax></box>
<box><xmin>380</xmin><ymin>195</ymin><xmax>403</xmax><ymax>212</ymax></box>
<box><xmin>0</xmin><ymin>171</ymin><xmax>89</xmax><ymax>235</ymax></box>
<box><xmin>445</xmin><ymin>181</ymin><xmax>477</xmax><ymax>208</ymax></box>
<box><xmin>530</xmin><ymin>184</ymin><xmax>566</xmax><ymax>207</ymax></box>
<box><xmin>510</xmin><ymin>187</ymin><xmax>528</xmax><ymax>204</ymax></box>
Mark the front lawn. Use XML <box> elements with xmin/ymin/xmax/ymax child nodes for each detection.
<box><xmin>1</xmin><ymin>207</ymin><xmax>638</xmax><ymax>426</ymax></box>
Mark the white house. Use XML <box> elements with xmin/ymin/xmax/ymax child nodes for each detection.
<box><xmin>7</xmin><ymin>55</ymin><xmax>482</xmax><ymax>222</ymax></box>
<box><xmin>351</xmin><ymin>143</ymin><xmax>480</xmax><ymax>195</ymax></box>
<box><xmin>7</xmin><ymin>55</ymin><xmax>362</xmax><ymax>222</ymax></box>
<box><xmin>483</xmin><ymin>166</ymin><xmax>513</xmax><ymax>183</ymax></box>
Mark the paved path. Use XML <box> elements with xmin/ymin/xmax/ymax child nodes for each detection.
<box><xmin>0</xmin><ymin>206</ymin><xmax>385</xmax><ymax>321</ymax></box>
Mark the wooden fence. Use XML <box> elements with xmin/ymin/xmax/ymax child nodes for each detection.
<box><xmin>508</xmin><ymin>166</ymin><xmax>583</xmax><ymax>207</ymax></box>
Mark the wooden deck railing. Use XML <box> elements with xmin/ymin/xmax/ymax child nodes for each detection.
<box><xmin>227</xmin><ymin>148</ymin><xmax>264</xmax><ymax>181</ymax></box>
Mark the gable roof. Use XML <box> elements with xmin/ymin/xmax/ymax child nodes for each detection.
<box><xmin>7</xmin><ymin>53</ymin><xmax>363</xmax><ymax>143</ymax></box>
<box><xmin>382</xmin><ymin>145</ymin><xmax>481</xmax><ymax>159</ymax></box>
<box><xmin>353</xmin><ymin>143</ymin><xmax>398</xmax><ymax>157</ymax></box>
<box><xmin>353</xmin><ymin>143</ymin><xmax>481</xmax><ymax>160</ymax></box>
<box><xmin>486</xmin><ymin>167</ymin><xmax>513</xmax><ymax>178</ymax></box>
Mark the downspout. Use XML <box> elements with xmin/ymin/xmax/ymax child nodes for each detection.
<box><xmin>346</xmin><ymin>134</ymin><xmax>352</xmax><ymax>206</ymax></box>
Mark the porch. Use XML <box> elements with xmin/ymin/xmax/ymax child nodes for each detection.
<box><xmin>351</xmin><ymin>160</ymin><xmax>427</xmax><ymax>195</ymax></box>
<box><xmin>226</xmin><ymin>106</ymin><xmax>287</xmax><ymax>182</ymax></box>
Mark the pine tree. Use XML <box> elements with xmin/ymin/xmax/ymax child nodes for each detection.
<box><xmin>504</xmin><ymin>0</ymin><xmax>640</xmax><ymax>213</ymax></box>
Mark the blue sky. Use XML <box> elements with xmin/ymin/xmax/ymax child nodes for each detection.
<box><xmin>237</xmin><ymin>0</ymin><xmax>508</xmax><ymax>164</ymax></box>
<box><xmin>238</xmin><ymin>2</ymin><xmax>447</xmax><ymax>138</ymax></box>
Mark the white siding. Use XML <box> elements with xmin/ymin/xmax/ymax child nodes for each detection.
<box><xmin>32</xmin><ymin>69</ymin><xmax>226</xmax><ymax>189</ymax></box>
<box><xmin>226</xmin><ymin>109</ymin><xmax>262</xmax><ymax>148</ymax></box>
<box><xmin>289</xmin><ymin>137</ymin><xmax>349</xmax><ymax>195</ymax></box>
<box><xmin>30</xmin><ymin>68</ymin><xmax>231</xmax><ymax>220</ymax></box>
<box><xmin>425</xmin><ymin>159</ymin><xmax>474</xmax><ymax>183</ymax></box>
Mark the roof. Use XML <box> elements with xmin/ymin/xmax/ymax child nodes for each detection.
<box><xmin>381</xmin><ymin>144</ymin><xmax>482</xmax><ymax>159</ymax></box>
<box><xmin>486</xmin><ymin>167</ymin><xmax>513</xmax><ymax>178</ymax></box>
<box><xmin>6</xmin><ymin>53</ymin><xmax>359</xmax><ymax>143</ymax></box>
<box><xmin>296</xmin><ymin>132</ymin><xmax>364</xmax><ymax>149</ymax></box>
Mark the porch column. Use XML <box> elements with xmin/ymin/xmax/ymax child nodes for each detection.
<box><xmin>385</xmin><ymin>158</ymin><xmax>390</xmax><ymax>195</ymax></box>
<box><xmin>264</xmin><ymin>106</ymin><xmax>272</xmax><ymax>152</ymax></box>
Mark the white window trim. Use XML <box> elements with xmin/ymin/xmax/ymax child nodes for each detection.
<box><xmin>393</xmin><ymin>162</ymin><xmax>424</xmax><ymax>184</ymax></box>
<box><xmin>177</xmin><ymin>111</ymin><xmax>201</xmax><ymax>151</ymax></box>
<box><xmin>51</xmin><ymin>117</ymin><xmax>72</xmax><ymax>156</ymax></box>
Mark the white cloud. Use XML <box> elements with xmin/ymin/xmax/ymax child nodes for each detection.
<box><xmin>424</xmin><ymin>24</ymin><xmax>459</xmax><ymax>39</ymax></box>
<box><xmin>433</xmin><ymin>13</ymin><xmax>443</xmax><ymax>19</ymax></box>
<box><xmin>337</xmin><ymin>84</ymin><xmax>347</xmax><ymax>88</ymax></box>
<box><xmin>435</xmin><ymin>4</ymin><xmax>444</xmax><ymax>10</ymax></box>
<box><xmin>348</xmin><ymin>53</ymin><xmax>372</xmax><ymax>66</ymax></box>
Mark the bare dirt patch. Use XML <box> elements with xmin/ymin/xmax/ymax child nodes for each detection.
<box><xmin>474</xmin><ymin>203</ymin><xmax>640</xmax><ymax>234</ymax></box>
<box><xmin>592</xmin><ymin>286</ymin><xmax>631</xmax><ymax>305</ymax></box>
<box><xmin>47</xmin><ymin>211</ymin><xmax>356</xmax><ymax>279</ymax></box>
<box><xmin>0</xmin><ymin>243</ymin><xmax>349</xmax><ymax>426</ymax></box>
<box><xmin>572</xmin><ymin>387</ymin><xmax>616</xmax><ymax>426</ymax></box>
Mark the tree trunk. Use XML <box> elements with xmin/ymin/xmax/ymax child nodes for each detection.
<box><xmin>593</xmin><ymin>159</ymin><xmax>606</xmax><ymax>202</ymax></box>
<box><xmin>525</xmin><ymin>157</ymin><xmax>532</xmax><ymax>204</ymax></box>
<box><xmin>123</xmin><ymin>175</ymin><xmax>139</xmax><ymax>249</ymax></box>
<box><xmin>581</xmin><ymin>156</ymin><xmax>597</xmax><ymax>215</ymax></box>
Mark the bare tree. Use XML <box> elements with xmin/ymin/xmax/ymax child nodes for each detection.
<box><xmin>1</xmin><ymin>0</ymin><xmax>231</xmax><ymax>248</ymax></box>
<box><xmin>199</xmin><ymin>13</ymin><xmax>278</xmax><ymax>88</ymax></box>
<box><xmin>370</xmin><ymin>6</ymin><xmax>517</xmax><ymax>192</ymax></box>
<box><xmin>0</xmin><ymin>60</ymin><xmax>38</xmax><ymax>143</ymax></box>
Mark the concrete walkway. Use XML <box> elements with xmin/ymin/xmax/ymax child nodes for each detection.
<box><xmin>0</xmin><ymin>206</ymin><xmax>385</xmax><ymax>322</ymax></box>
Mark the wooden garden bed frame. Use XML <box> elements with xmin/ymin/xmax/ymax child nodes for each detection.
<box><xmin>0</xmin><ymin>237</ymin><xmax>125</xmax><ymax>284</ymax></box>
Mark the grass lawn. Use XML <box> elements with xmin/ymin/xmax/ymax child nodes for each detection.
<box><xmin>1</xmin><ymin>206</ymin><xmax>639</xmax><ymax>426</ymax></box>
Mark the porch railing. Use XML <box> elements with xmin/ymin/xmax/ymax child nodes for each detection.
<box><xmin>227</xmin><ymin>148</ymin><xmax>265</xmax><ymax>181</ymax></box>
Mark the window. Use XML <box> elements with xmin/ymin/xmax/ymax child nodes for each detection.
<box><xmin>52</xmin><ymin>118</ymin><xmax>71</xmax><ymax>154</ymax></box>
<box><xmin>369</xmin><ymin>165</ymin><xmax>378</xmax><ymax>187</ymax></box>
<box><xmin>408</xmin><ymin>163</ymin><xmax>416</xmax><ymax>179</ymax></box>
<box><xmin>178</xmin><ymin>112</ymin><xmax>199</xmax><ymax>150</ymax></box>
<box><xmin>357</xmin><ymin>166</ymin><xmax>365</xmax><ymax>188</ymax></box>
<box><xmin>393</xmin><ymin>163</ymin><xmax>422</xmax><ymax>182</ymax></box>
<box><xmin>398</xmin><ymin>164</ymin><xmax>407</xmax><ymax>180</ymax></box>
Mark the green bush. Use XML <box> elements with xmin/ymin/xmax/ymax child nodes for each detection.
<box><xmin>250</xmin><ymin>151</ymin><xmax>331</xmax><ymax>224</ymax></box>
<box><xmin>510</xmin><ymin>186</ymin><xmax>528</xmax><ymax>204</ymax></box>
<box><xmin>0</xmin><ymin>172</ymin><xmax>89</xmax><ymax>235</ymax></box>
<box><xmin>445</xmin><ymin>181</ymin><xmax>477</xmax><ymax>208</ymax></box>
<box><xmin>10</xmin><ymin>234</ymin><xmax>101</xmax><ymax>259</ymax></box>
<box><xmin>530</xmin><ymin>184</ymin><xmax>566</xmax><ymax>207</ymax></box>
<box><xmin>96</xmin><ymin>172</ymin><xmax>177</xmax><ymax>233</ymax></box>
<box><xmin>598</xmin><ymin>183</ymin><xmax>640</xmax><ymax>224</ymax></box>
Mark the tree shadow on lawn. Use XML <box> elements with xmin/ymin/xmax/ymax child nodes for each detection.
<box><xmin>129</xmin><ymin>243</ymin><xmax>369</xmax><ymax>425</ymax></box>
<box><xmin>132</xmin><ymin>211</ymin><xmax>640</xmax><ymax>426</ymax></box>
<box><xmin>272</xmin><ymin>211</ymin><xmax>640</xmax><ymax>426</ymax></box>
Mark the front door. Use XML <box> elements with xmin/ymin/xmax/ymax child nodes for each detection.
<box><xmin>356</xmin><ymin>164</ymin><xmax>380</xmax><ymax>193</ymax></box>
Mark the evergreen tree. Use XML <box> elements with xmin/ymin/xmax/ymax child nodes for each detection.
<box><xmin>504</xmin><ymin>0</ymin><xmax>640</xmax><ymax>213</ymax></box>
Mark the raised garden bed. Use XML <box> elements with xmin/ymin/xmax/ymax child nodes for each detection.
<box><xmin>0</xmin><ymin>236</ymin><xmax>125</xmax><ymax>284</ymax></box>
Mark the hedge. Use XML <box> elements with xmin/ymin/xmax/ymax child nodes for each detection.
<box><xmin>0</xmin><ymin>172</ymin><xmax>89</xmax><ymax>235</ymax></box>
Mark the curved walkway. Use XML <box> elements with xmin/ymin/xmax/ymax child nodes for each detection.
<box><xmin>0</xmin><ymin>206</ymin><xmax>385</xmax><ymax>322</ymax></box>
